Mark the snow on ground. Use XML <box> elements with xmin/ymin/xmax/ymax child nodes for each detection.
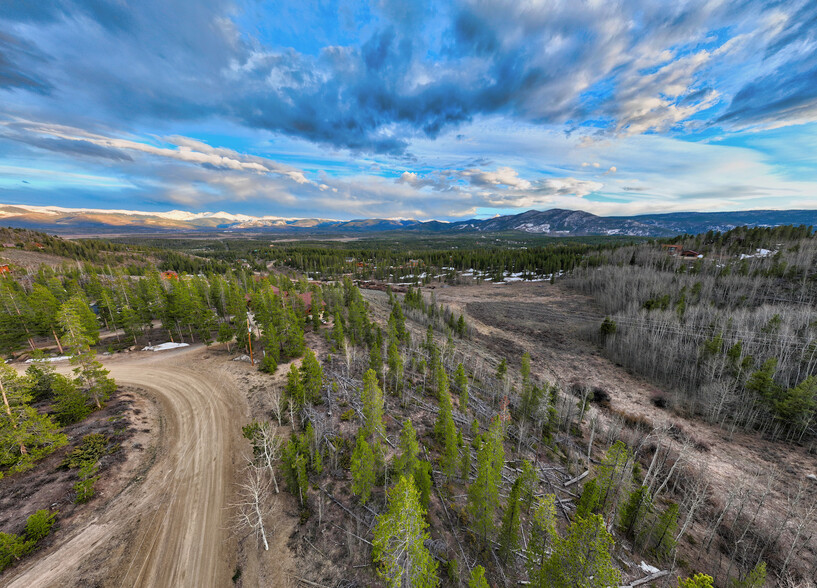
<box><xmin>143</xmin><ymin>342</ymin><xmax>190</xmax><ymax>352</ymax></box>
<box><xmin>740</xmin><ymin>248</ymin><xmax>777</xmax><ymax>260</ymax></box>
<box><xmin>26</xmin><ymin>356</ymin><xmax>71</xmax><ymax>363</ymax></box>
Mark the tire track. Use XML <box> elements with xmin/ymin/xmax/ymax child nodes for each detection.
<box><xmin>2</xmin><ymin>349</ymin><xmax>245</xmax><ymax>588</ymax></box>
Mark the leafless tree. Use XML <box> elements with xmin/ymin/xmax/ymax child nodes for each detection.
<box><xmin>234</xmin><ymin>461</ymin><xmax>276</xmax><ymax>551</ymax></box>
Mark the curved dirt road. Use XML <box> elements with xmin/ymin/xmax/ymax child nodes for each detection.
<box><xmin>2</xmin><ymin>347</ymin><xmax>246</xmax><ymax>588</ymax></box>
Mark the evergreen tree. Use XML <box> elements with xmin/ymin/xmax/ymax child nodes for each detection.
<box><xmin>396</xmin><ymin>419</ymin><xmax>420</xmax><ymax>478</ymax></box>
<box><xmin>467</xmin><ymin>418</ymin><xmax>504</xmax><ymax>544</ymax></box>
<box><xmin>468</xmin><ymin>566</ymin><xmax>488</xmax><ymax>588</ymax></box>
<box><xmin>575</xmin><ymin>478</ymin><xmax>601</xmax><ymax>519</ymax></box>
<box><xmin>414</xmin><ymin>460</ymin><xmax>432</xmax><ymax>510</ymax></box>
<box><xmin>435</xmin><ymin>370</ymin><xmax>458</xmax><ymax>479</ymax></box>
<box><xmin>294</xmin><ymin>453</ymin><xmax>309</xmax><ymax>506</ymax></box>
<box><xmin>362</xmin><ymin>369</ymin><xmax>385</xmax><ymax>444</ymax></box>
<box><xmin>372</xmin><ymin>475</ymin><xmax>438</xmax><ymax>588</ymax></box>
<box><xmin>300</xmin><ymin>348</ymin><xmax>323</xmax><ymax>404</ymax></box>
<box><xmin>57</xmin><ymin>297</ymin><xmax>114</xmax><ymax>409</ymax></box>
<box><xmin>51</xmin><ymin>374</ymin><xmax>90</xmax><ymax>425</ymax></box>
<box><xmin>678</xmin><ymin>574</ymin><xmax>714</xmax><ymax>588</ymax></box>
<box><xmin>618</xmin><ymin>485</ymin><xmax>653</xmax><ymax>539</ymax></box>
<box><xmin>518</xmin><ymin>459</ymin><xmax>537</xmax><ymax>513</ymax></box>
<box><xmin>541</xmin><ymin>513</ymin><xmax>620</xmax><ymax>588</ymax></box>
<box><xmin>643</xmin><ymin>502</ymin><xmax>678</xmax><ymax>561</ymax></box>
<box><xmin>527</xmin><ymin>495</ymin><xmax>558</xmax><ymax>588</ymax></box>
<box><xmin>499</xmin><ymin>477</ymin><xmax>522</xmax><ymax>562</ymax></box>
<box><xmin>454</xmin><ymin>363</ymin><xmax>468</xmax><ymax>410</ymax></box>
<box><xmin>596</xmin><ymin>440</ymin><xmax>631</xmax><ymax>516</ymax></box>
<box><xmin>731</xmin><ymin>561</ymin><xmax>766</xmax><ymax>588</ymax></box>
<box><xmin>285</xmin><ymin>364</ymin><xmax>305</xmax><ymax>410</ymax></box>
<box><xmin>332</xmin><ymin>312</ymin><xmax>345</xmax><ymax>352</ymax></box>
<box><xmin>351</xmin><ymin>431</ymin><xmax>376</xmax><ymax>504</ymax></box>
<box><xmin>496</xmin><ymin>358</ymin><xmax>507</xmax><ymax>381</ymax></box>
<box><xmin>0</xmin><ymin>365</ymin><xmax>66</xmax><ymax>476</ymax></box>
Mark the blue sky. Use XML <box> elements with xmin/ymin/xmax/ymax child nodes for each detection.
<box><xmin>1</xmin><ymin>0</ymin><xmax>816</xmax><ymax>220</ymax></box>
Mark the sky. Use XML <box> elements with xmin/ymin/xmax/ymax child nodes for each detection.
<box><xmin>0</xmin><ymin>0</ymin><xmax>816</xmax><ymax>220</ymax></box>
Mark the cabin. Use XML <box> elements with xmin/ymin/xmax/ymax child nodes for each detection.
<box><xmin>681</xmin><ymin>250</ymin><xmax>702</xmax><ymax>259</ymax></box>
<box><xmin>661</xmin><ymin>244</ymin><xmax>682</xmax><ymax>256</ymax></box>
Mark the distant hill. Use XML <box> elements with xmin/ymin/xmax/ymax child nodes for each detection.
<box><xmin>1</xmin><ymin>203</ymin><xmax>815</xmax><ymax>237</ymax></box>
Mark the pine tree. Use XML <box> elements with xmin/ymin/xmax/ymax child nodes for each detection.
<box><xmin>496</xmin><ymin>358</ymin><xmax>507</xmax><ymax>381</ymax></box>
<box><xmin>294</xmin><ymin>453</ymin><xmax>308</xmax><ymax>506</ymax></box>
<box><xmin>467</xmin><ymin>418</ymin><xmax>504</xmax><ymax>544</ymax></box>
<box><xmin>372</xmin><ymin>475</ymin><xmax>438</xmax><ymax>588</ymax></box>
<box><xmin>678</xmin><ymin>574</ymin><xmax>714</xmax><ymax>588</ymax></box>
<box><xmin>300</xmin><ymin>348</ymin><xmax>323</xmax><ymax>403</ymax></box>
<box><xmin>499</xmin><ymin>477</ymin><xmax>522</xmax><ymax>562</ymax></box>
<box><xmin>351</xmin><ymin>431</ymin><xmax>376</xmax><ymax>504</ymax></box>
<box><xmin>285</xmin><ymin>364</ymin><xmax>305</xmax><ymax>410</ymax></box>
<box><xmin>468</xmin><ymin>566</ymin><xmax>489</xmax><ymax>588</ymax></box>
<box><xmin>575</xmin><ymin>478</ymin><xmax>601</xmax><ymax>519</ymax></box>
<box><xmin>414</xmin><ymin>460</ymin><xmax>432</xmax><ymax>509</ymax></box>
<box><xmin>596</xmin><ymin>440</ymin><xmax>631</xmax><ymax>516</ymax></box>
<box><xmin>541</xmin><ymin>513</ymin><xmax>620</xmax><ymax>588</ymax></box>
<box><xmin>643</xmin><ymin>502</ymin><xmax>678</xmax><ymax>561</ymax></box>
<box><xmin>435</xmin><ymin>370</ymin><xmax>458</xmax><ymax>479</ymax></box>
<box><xmin>527</xmin><ymin>495</ymin><xmax>558</xmax><ymax>588</ymax></box>
<box><xmin>454</xmin><ymin>363</ymin><xmax>468</xmax><ymax>410</ymax></box>
<box><xmin>618</xmin><ymin>485</ymin><xmax>653</xmax><ymax>539</ymax></box>
<box><xmin>518</xmin><ymin>459</ymin><xmax>537</xmax><ymax>513</ymax></box>
<box><xmin>362</xmin><ymin>369</ymin><xmax>385</xmax><ymax>444</ymax></box>
<box><xmin>396</xmin><ymin>419</ymin><xmax>419</xmax><ymax>478</ymax></box>
<box><xmin>387</xmin><ymin>336</ymin><xmax>404</xmax><ymax>397</ymax></box>
<box><xmin>51</xmin><ymin>374</ymin><xmax>90</xmax><ymax>425</ymax></box>
<box><xmin>0</xmin><ymin>365</ymin><xmax>67</xmax><ymax>475</ymax></box>
<box><xmin>57</xmin><ymin>297</ymin><xmax>114</xmax><ymax>409</ymax></box>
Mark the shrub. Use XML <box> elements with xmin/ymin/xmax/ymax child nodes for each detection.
<box><xmin>0</xmin><ymin>533</ymin><xmax>33</xmax><ymax>572</ymax></box>
<box><xmin>24</xmin><ymin>510</ymin><xmax>57</xmax><ymax>543</ymax></box>
<box><xmin>62</xmin><ymin>434</ymin><xmax>109</xmax><ymax>469</ymax></box>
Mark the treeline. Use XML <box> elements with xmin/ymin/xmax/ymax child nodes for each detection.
<box><xmin>129</xmin><ymin>234</ymin><xmax>640</xmax><ymax>284</ymax></box>
<box><xmin>0</xmin><ymin>227</ymin><xmax>231</xmax><ymax>276</ymax></box>
<box><xmin>570</xmin><ymin>225</ymin><xmax>817</xmax><ymax>442</ymax></box>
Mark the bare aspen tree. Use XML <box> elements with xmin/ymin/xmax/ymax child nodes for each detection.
<box><xmin>268</xmin><ymin>386</ymin><xmax>284</xmax><ymax>427</ymax></box>
<box><xmin>234</xmin><ymin>462</ymin><xmax>275</xmax><ymax>551</ymax></box>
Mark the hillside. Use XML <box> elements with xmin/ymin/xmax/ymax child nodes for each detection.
<box><xmin>3</xmin><ymin>204</ymin><xmax>816</xmax><ymax>237</ymax></box>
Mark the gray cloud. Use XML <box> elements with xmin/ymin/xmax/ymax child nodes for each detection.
<box><xmin>1</xmin><ymin>0</ymin><xmax>815</xmax><ymax>155</ymax></box>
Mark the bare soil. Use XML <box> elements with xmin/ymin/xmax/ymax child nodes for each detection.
<box><xmin>1</xmin><ymin>345</ymin><xmax>252</xmax><ymax>588</ymax></box>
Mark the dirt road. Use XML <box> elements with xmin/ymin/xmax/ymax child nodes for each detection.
<box><xmin>2</xmin><ymin>346</ymin><xmax>246</xmax><ymax>588</ymax></box>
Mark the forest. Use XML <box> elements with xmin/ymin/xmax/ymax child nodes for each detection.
<box><xmin>569</xmin><ymin>224</ymin><xmax>817</xmax><ymax>444</ymax></box>
<box><xmin>1</xmin><ymin>225</ymin><xmax>816</xmax><ymax>587</ymax></box>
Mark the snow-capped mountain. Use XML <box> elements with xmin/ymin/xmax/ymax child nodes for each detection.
<box><xmin>1</xmin><ymin>203</ymin><xmax>815</xmax><ymax>237</ymax></box>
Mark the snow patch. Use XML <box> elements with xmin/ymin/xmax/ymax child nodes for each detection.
<box><xmin>26</xmin><ymin>356</ymin><xmax>70</xmax><ymax>363</ymax></box>
<box><xmin>143</xmin><ymin>342</ymin><xmax>190</xmax><ymax>352</ymax></box>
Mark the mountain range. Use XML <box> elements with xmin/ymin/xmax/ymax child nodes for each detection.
<box><xmin>1</xmin><ymin>204</ymin><xmax>816</xmax><ymax>237</ymax></box>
